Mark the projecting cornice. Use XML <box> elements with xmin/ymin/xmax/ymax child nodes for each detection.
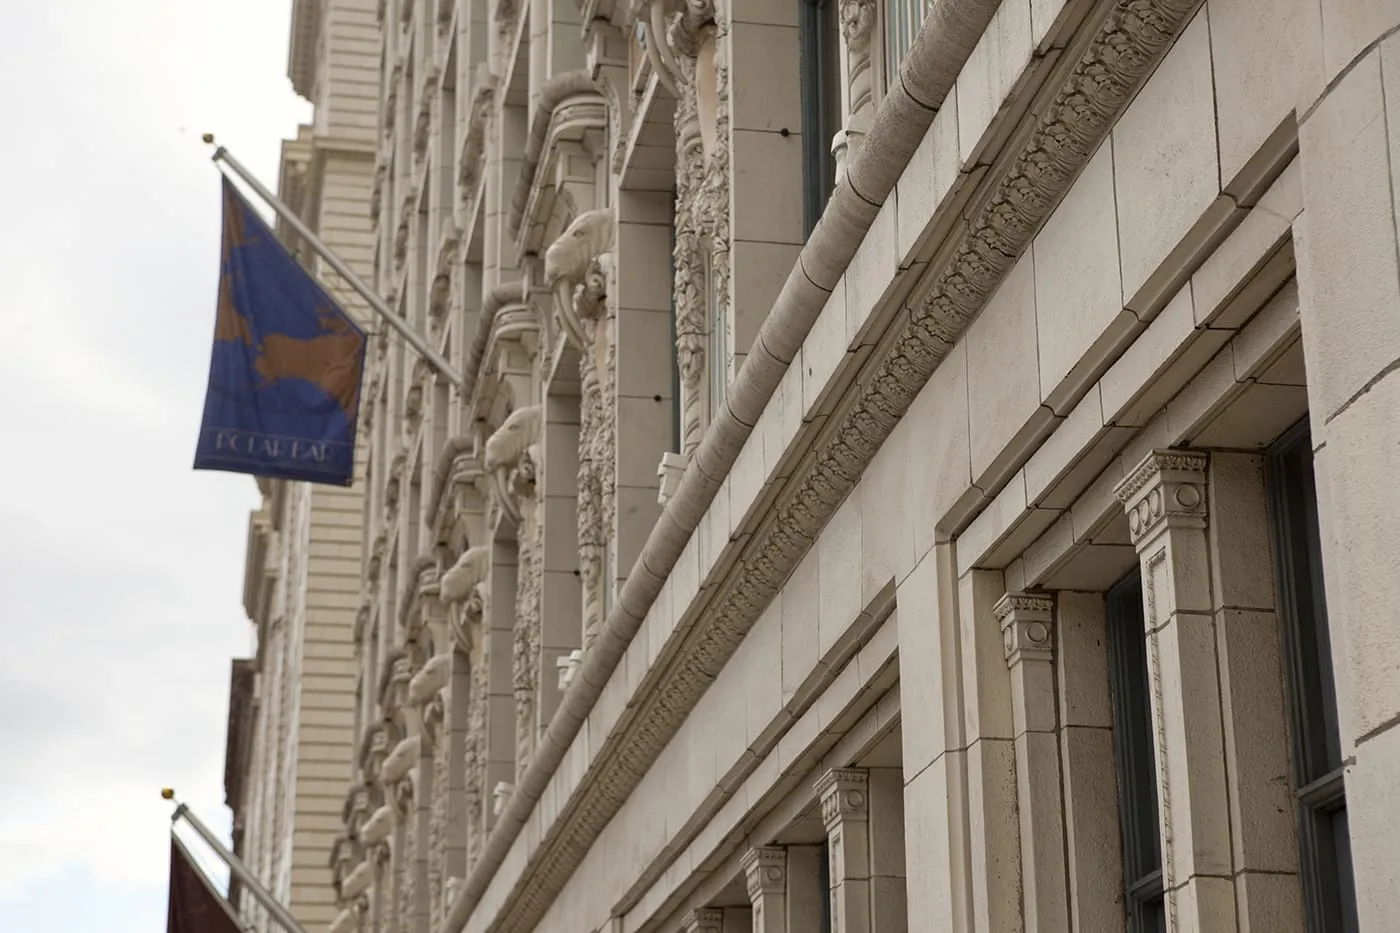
<box><xmin>441</xmin><ymin>0</ymin><xmax>1210</xmax><ymax>931</ymax></box>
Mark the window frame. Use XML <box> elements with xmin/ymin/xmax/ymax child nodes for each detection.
<box><xmin>1265</xmin><ymin>418</ymin><xmax>1359</xmax><ymax>933</ymax></box>
<box><xmin>799</xmin><ymin>0</ymin><xmax>842</xmax><ymax>236</ymax></box>
<box><xmin>1105</xmin><ymin>568</ymin><xmax>1166</xmax><ymax>933</ymax></box>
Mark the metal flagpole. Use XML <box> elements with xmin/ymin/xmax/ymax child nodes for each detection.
<box><xmin>204</xmin><ymin>135</ymin><xmax>465</xmax><ymax>390</ymax></box>
<box><xmin>163</xmin><ymin>788</ymin><xmax>312</xmax><ymax>933</ymax></box>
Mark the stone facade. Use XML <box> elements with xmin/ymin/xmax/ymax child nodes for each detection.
<box><xmin>224</xmin><ymin>2</ymin><xmax>382</xmax><ymax>931</ymax></box>
<box><xmin>235</xmin><ymin>1</ymin><xmax>1400</xmax><ymax>932</ymax></box>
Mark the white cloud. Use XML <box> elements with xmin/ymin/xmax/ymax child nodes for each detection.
<box><xmin>0</xmin><ymin>0</ymin><xmax>312</xmax><ymax>925</ymax></box>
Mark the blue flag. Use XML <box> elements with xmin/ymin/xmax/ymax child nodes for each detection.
<box><xmin>194</xmin><ymin>178</ymin><xmax>366</xmax><ymax>486</ymax></box>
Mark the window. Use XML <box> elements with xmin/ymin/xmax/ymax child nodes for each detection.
<box><xmin>1106</xmin><ymin>569</ymin><xmax>1166</xmax><ymax>933</ymax></box>
<box><xmin>819</xmin><ymin>838</ymin><xmax>832</xmax><ymax>933</ymax></box>
<box><xmin>885</xmin><ymin>0</ymin><xmax>928</xmax><ymax>82</ymax></box>
<box><xmin>1266</xmin><ymin>419</ymin><xmax>1359</xmax><ymax>933</ymax></box>
<box><xmin>800</xmin><ymin>0</ymin><xmax>842</xmax><ymax>236</ymax></box>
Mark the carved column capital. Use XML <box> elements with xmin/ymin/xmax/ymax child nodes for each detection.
<box><xmin>1114</xmin><ymin>449</ymin><xmax>1209</xmax><ymax>548</ymax></box>
<box><xmin>816</xmin><ymin>767</ymin><xmax>870</xmax><ymax>828</ymax></box>
<box><xmin>681</xmin><ymin>908</ymin><xmax>723</xmax><ymax>933</ymax></box>
<box><xmin>741</xmin><ymin>846</ymin><xmax>787</xmax><ymax>898</ymax></box>
<box><xmin>994</xmin><ymin>592</ymin><xmax>1055</xmax><ymax>667</ymax></box>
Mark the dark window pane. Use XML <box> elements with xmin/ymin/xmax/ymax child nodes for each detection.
<box><xmin>1107</xmin><ymin>570</ymin><xmax>1163</xmax><ymax>890</ymax></box>
<box><xmin>1330</xmin><ymin>806</ymin><xmax>1360</xmax><ymax>933</ymax></box>
<box><xmin>800</xmin><ymin>0</ymin><xmax>841</xmax><ymax>235</ymax></box>
<box><xmin>819</xmin><ymin>839</ymin><xmax>832</xmax><ymax>933</ymax></box>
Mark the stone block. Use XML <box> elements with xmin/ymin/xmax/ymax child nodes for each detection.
<box><xmin>906</xmin><ymin>343</ymin><xmax>976</xmax><ymax>551</ymax></box>
<box><xmin>728</xmin><ymin>23</ymin><xmax>800</xmax><ymax>134</ymax></box>
<box><xmin>728</xmin><ymin>429</ymin><xmax>767</xmax><ymax>528</ymax></box>
<box><xmin>1228</xmin><ymin>280</ymin><xmax>1300</xmax><ymax>381</ymax></box>
<box><xmin>957</xmin><ymin>471</ymin><xmax>1061</xmax><ymax>575</ymax></box>
<box><xmin>1174</xmin><ymin>875</ymin><xmax>1239</xmax><ymax>932</ymax></box>
<box><xmin>1055</xmin><ymin>592</ymin><xmax>1113</xmax><ymax>728</ymax></box>
<box><xmin>1215</xmin><ymin>609</ymin><xmax>1299</xmax><ymax>872</ymax></box>
<box><xmin>731</xmin><ymin>129</ymin><xmax>805</xmax><ymax>245</ymax></box>
<box><xmin>1023</xmin><ymin>383</ymin><xmax>1110</xmax><ymax>508</ymax></box>
<box><xmin>1317</xmin><ymin>369</ymin><xmax>1400</xmax><ymax>738</ymax></box>
<box><xmin>896</xmin><ymin>95</ymin><xmax>961</xmax><ymax>265</ymax></box>
<box><xmin>615</xmin><ymin>395</ymin><xmax>673</xmax><ymax>489</ymax></box>
<box><xmin>818</xmin><ymin>494</ymin><xmax>863</xmax><ymax>658</ymax></box>
<box><xmin>1207</xmin><ymin>0</ymin><xmax>1307</xmax><ymax>186</ymax></box>
<box><xmin>897</xmin><ymin>553</ymin><xmax>945</xmax><ymax>773</ymax></box>
<box><xmin>616</xmin><ymin>220</ymin><xmax>675</xmax><ymax>311</ymax></box>
<box><xmin>781</xmin><ymin>552</ymin><xmax>819</xmax><ymax>704</ymax></box>
<box><xmin>1059</xmin><ymin>726</ymin><xmax>1125</xmax><ymax>931</ymax></box>
<box><xmin>615</xmin><ymin>308</ymin><xmax>675</xmax><ymax>399</ymax></box>
<box><xmin>762</xmin><ymin>360</ymin><xmax>805</xmax><ymax>481</ymax></box>
<box><xmin>742</xmin><ymin>602</ymin><xmax>784</xmax><ymax>747</ymax></box>
<box><xmin>1112</xmin><ymin>12</ymin><xmax>1220</xmax><ymax>303</ymax></box>
<box><xmin>967</xmin><ymin>253</ymin><xmax>1045</xmax><ymax>484</ymax></box>
<box><xmin>1191</xmin><ymin>167</ymin><xmax>1299</xmax><ymax>330</ymax></box>
<box><xmin>1345</xmin><ymin>721</ymin><xmax>1400</xmax><ymax>927</ymax></box>
<box><xmin>845</xmin><ymin>202</ymin><xmax>899</xmax><ymax>349</ymax></box>
<box><xmin>965</xmin><ymin>737</ymin><xmax>1021</xmax><ymax>933</ymax></box>
<box><xmin>959</xmin><ymin>569</ymin><xmax>1014</xmax><ymax>741</ymax></box>
<box><xmin>1295</xmin><ymin>50</ymin><xmax>1400</xmax><ymax>422</ymax></box>
<box><xmin>1033</xmin><ymin>144</ymin><xmax>1127</xmax><ymax>411</ymax></box>
<box><xmin>730</xmin><ymin>0</ymin><xmax>798</xmax><ymax>26</ymax></box>
<box><xmin>732</xmin><ymin>241</ymin><xmax>802</xmax><ymax>355</ymax></box>
<box><xmin>1386</xmin><ymin>34</ymin><xmax>1400</xmax><ymax>246</ymax></box>
<box><xmin>1164</xmin><ymin>341</ymin><xmax>1242</xmax><ymax>441</ymax></box>
<box><xmin>801</xmin><ymin>284</ymin><xmax>850</xmax><ymax>417</ymax></box>
<box><xmin>957</xmin><ymin>0</ymin><xmax>1034</xmax><ymax>166</ymax></box>
<box><xmin>862</xmin><ymin>428</ymin><xmax>915</xmax><ymax>595</ymax></box>
<box><xmin>1321</xmin><ymin>0</ymin><xmax>1400</xmax><ymax>92</ymax></box>
<box><xmin>1156</xmin><ymin>613</ymin><xmax>1234</xmax><ymax>878</ymax></box>
<box><xmin>1191</xmin><ymin>381</ymin><xmax>1309</xmax><ymax>449</ymax></box>
<box><xmin>1235</xmin><ymin>871</ymin><xmax>1305</xmax><ymax>933</ymax></box>
<box><xmin>903</xmin><ymin>753</ymin><xmax>961</xmax><ymax>932</ymax></box>
<box><xmin>1206</xmin><ymin>454</ymin><xmax>1277</xmax><ymax>610</ymax></box>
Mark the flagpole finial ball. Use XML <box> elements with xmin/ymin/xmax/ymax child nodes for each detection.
<box><xmin>201</xmin><ymin>133</ymin><xmax>215</xmax><ymax>145</ymax></box>
<box><xmin>161</xmin><ymin>787</ymin><xmax>176</xmax><ymax>800</ymax></box>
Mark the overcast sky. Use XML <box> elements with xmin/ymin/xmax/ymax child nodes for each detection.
<box><xmin>0</xmin><ymin>2</ymin><xmax>312</xmax><ymax>930</ymax></box>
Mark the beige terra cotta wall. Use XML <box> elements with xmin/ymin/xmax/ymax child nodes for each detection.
<box><xmin>274</xmin><ymin>1</ymin><xmax>1400</xmax><ymax>933</ymax></box>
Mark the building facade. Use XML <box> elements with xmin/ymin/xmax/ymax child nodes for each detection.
<box><xmin>224</xmin><ymin>2</ymin><xmax>383</xmax><ymax>930</ymax></box>
<box><xmin>248</xmin><ymin>1</ymin><xmax>1400</xmax><ymax>933</ymax></box>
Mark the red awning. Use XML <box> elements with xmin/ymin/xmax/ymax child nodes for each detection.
<box><xmin>167</xmin><ymin>833</ymin><xmax>245</xmax><ymax>933</ymax></box>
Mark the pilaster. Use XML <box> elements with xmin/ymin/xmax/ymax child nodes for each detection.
<box><xmin>995</xmin><ymin>592</ymin><xmax>1067</xmax><ymax>933</ymax></box>
<box><xmin>817</xmin><ymin>767</ymin><xmax>870</xmax><ymax>933</ymax></box>
<box><xmin>1114</xmin><ymin>449</ymin><xmax>1237</xmax><ymax>932</ymax></box>
<box><xmin>742</xmin><ymin>846</ymin><xmax>788</xmax><ymax>933</ymax></box>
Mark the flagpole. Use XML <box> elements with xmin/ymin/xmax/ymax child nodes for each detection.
<box><xmin>204</xmin><ymin>135</ymin><xmax>465</xmax><ymax>390</ymax></box>
<box><xmin>163</xmin><ymin>788</ymin><xmax>311</xmax><ymax>933</ymax></box>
